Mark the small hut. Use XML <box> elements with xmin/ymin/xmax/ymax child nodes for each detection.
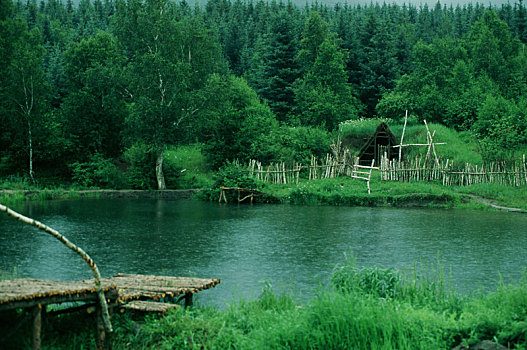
<box><xmin>358</xmin><ymin>122</ymin><xmax>398</xmax><ymax>165</ymax></box>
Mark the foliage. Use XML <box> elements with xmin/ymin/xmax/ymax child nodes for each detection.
<box><xmin>457</xmin><ymin>275</ymin><xmax>527</xmax><ymax>346</ymax></box>
<box><xmin>274</xmin><ymin>126</ymin><xmax>332</xmax><ymax>165</ymax></box>
<box><xmin>332</xmin><ymin>255</ymin><xmax>402</xmax><ymax>299</ymax></box>
<box><xmin>123</xmin><ymin>142</ymin><xmax>156</xmax><ymax>190</ymax></box>
<box><xmin>3</xmin><ymin>0</ymin><xmax>527</xmax><ymax>185</ymax></box>
<box><xmin>164</xmin><ymin>145</ymin><xmax>213</xmax><ymax>189</ymax></box>
<box><xmin>115</xmin><ymin>0</ymin><xmax>224</xmax><ymax>189</ymax></box>
<box><xmin>473</xmin><ymin>95</ymin><xmax>527</xmax><ymax>161</ymax></box>
<box><xmin>251</xmin><ymin>9</ymin><xmax>299</xmax><ymax>123</ymax></box>
<box><xmin>198</xmin><ymin>74</ymin><xmax>279</xmax><ymax>169</ymax></box>
<box><xmin>294</xmin><ymin>33</ymin><xmax>361</xmax><ymax>131</ymax></box>
<box><xmin>213</xmin><ymin>162</ymin><xmax>262</xmax><ymax>190</ymax></box>
<box><xmin>7</xmin><ymin>258</ymin><xmax>527</xmax><ymax>349</ymax></box>
<box><xmin>70</xmin><ymin>154</ymin><xmax>127</xmax><ymax>189</ymax></box>
<box><xmin>62</xmin><ymin>30</ymin><xmax>126</xmax><ymax>160</ymax></box>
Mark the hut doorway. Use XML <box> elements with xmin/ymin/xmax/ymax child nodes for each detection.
<box><xmin>358</xmin><ymin>122</ymin><xmax>398</xmax><ymax>165</ymax></box>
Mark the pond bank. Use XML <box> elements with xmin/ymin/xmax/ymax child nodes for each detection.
<box><xmin>0</xmin><ymin>189</ymin><xmax>200</xmax><ymax>201</ymax></box>
<box><xmin>1</xmin><ymin>182</ymin><xmax>526</xmax><ymax>214</ymax></box>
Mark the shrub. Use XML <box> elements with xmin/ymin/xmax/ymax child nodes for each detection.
<box><xmin>70</xmin><ymin>154</ymin><xmax>127</xmax><ymax>189</ymax></box>
<box><xmin>213</xmin><ymin>162</ymin><xmax>262</xmax><ymax>190</ymax></box>
<box><xmin>274</xmin><ymin>126</ymin><xmax>332</xmax><ymax>165</ymax></box>
<box><xmin>123</xmin><ymin>143</ymin><xmax>156</xmax><ymax>190</ymax></box>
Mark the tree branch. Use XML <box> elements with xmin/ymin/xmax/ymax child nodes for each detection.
<box><xmin>0</xmin><ymin>204</ymin><xmax>113</xmax><ymax>333</ymax></box>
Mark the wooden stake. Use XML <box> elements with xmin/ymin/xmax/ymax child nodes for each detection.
<box><xmin>399</xmin><ymin>110</ymin><xmax>408</xmax><ymax>163</ymax></box>
<box><xmin>32</xmin><ymin>304</ymin><xmax>42</xmax><ymax>350</ymax></box>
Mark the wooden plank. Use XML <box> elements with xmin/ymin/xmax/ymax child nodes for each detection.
<box><xmin>0</xmin><ymin>274</ymin><xmax>220</xmax><ymax>310</ymax></box>
<box><xmin>0</xmin><ymin>279</ymin><xmax>118</xmax><ymax>311</ymax></box>
<box><xmin>121</xmin><ymin>300</ymin><xmax>180</xmax><ymax>313</ymax></box>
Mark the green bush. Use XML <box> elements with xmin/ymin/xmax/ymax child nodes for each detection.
<box><xmin>70</xmin><ymin>154</ymin><xmax>127</xmax><ymax>189</ymax></box>
<box><xmin>123</xmin><ymin>143</ymin><xmax>156</xmax><ymax>190</ymax></box>
<box><xmin>213</xmin><ymin>162</ymin><xmax>262</xmax><ymax>189</ymax></box>
<box><xmin>274</xmin><ymin>126</ymin><xmax>332</xmax><ymax>165</ymax></box>
<box><xmin>0</xmin><ymin>175</ymin><xmax>32</xmax><ymax>190</ymax></box>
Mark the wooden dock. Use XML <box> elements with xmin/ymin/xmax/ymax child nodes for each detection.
<box><xmin>0</xmin><ymin>274</ymin><xmax>221</xmax><ymax>349</ymax></box>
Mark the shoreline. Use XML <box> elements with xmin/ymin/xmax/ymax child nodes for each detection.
<box><xmin>1</xmin><ymin>188</ymin><xmax>525</xmax><ymax>213</ymax></box>
<box><xmin>0</xmin><ymin>189</ymin><xmax>201</xmax><ymax>201</ymax></box>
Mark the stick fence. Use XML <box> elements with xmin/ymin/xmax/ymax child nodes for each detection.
<box><xmin>379</xmin><ymin>153</ymin><xmax>527</xmax><ymax>186</ymax></box>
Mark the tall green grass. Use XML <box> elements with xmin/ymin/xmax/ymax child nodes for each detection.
<box><xmin>2</xmin><ymin>257</ymin><xmax>526</xmax><ymax>349</ymax></box>
<box><xmin>339</xmin><ymin>118</ymin><xmax>482</xmax><ymax>165</ymax></box>
<box><xmin>165</xmin><ymin>145</ymin><xmax>213</xmax><ymax>189</ymax></box>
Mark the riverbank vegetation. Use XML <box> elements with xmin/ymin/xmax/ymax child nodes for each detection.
<box><xmin>3</xmin><ymin>0</ymin><xmax>527</xmax><ymax>194</ymax></box>
<box><xmin>2</xmin><ymin>257</ymin><xmax>526</xmax><ymax>349</ymax></box>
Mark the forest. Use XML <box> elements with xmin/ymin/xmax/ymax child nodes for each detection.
<box><xmin>2</xmin><ymin>0</ymin><xmax>527</xmax><ymax>190</ymax></box>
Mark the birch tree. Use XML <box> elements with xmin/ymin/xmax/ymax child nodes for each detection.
<box><xmin>11</xmin><ymin>29</ymin><xmax>46</xmax><ymax>185</ymax></box>
<box><xmin>114</xmin><ymin>0</ymin><xmax>223</xmax><ymax>189</ymax></box>
<box><xmin>1</xmin><ymin>1</ymin><xmax>46</xmax><ymax>185</ymax></box>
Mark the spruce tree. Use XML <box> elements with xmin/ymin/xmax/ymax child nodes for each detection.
<box><xmin>253</xmin><ymin>9</ymin><xmax>299</xmax><ymax>123</ymax></box>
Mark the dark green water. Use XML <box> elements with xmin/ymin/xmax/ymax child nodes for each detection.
<box><xmin>1</xmin><ymin>199</ymin><xmax>527</xmax><ymax>305</ymax></box>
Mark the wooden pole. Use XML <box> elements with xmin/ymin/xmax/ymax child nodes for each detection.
<box><xmin>0</xmin><ymin>205</ymin><xmax>113</xmax><ymax>333</ymax></box>
<box><xmin>32</xmin><ymin>304</ymin><xmax>42</xmax><ymax>350</ymax></box>
<box><xmin>399</xmin><ymin>110</ymin><xmax>408</xmax><ymax>163</ymax></box>
<box><xmin>96</xmin><ymin>304</ymin><xmax>108</xmax><ymax>350</ymax></box>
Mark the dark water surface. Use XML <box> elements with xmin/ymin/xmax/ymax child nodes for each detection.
<box><xmin>1</xmin><ymin>199</ymin><xmax>526</xmax><ymax>305</ymax></box>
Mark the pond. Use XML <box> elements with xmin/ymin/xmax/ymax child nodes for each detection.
<box><xmin>1</xmin><ymin>199</ymin><xmax>526</xmax><ymax>305</ymax></box>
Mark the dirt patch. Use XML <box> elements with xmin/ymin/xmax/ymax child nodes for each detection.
<box><xmin>464</xmin><ymin>194</ymin><xmax>526</xmax><ymax>213</ymax></box>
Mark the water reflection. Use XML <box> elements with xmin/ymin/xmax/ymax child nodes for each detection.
<box><xmin>1</xmin><ymin>199</ymin><xmax>527</xmax><ymax>305</ymax></box>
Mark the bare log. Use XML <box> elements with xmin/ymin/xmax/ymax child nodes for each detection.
<box><xmin>0</xmin><ymin>204</ymin><xmax>113</xmax><ymax>333</ymax></box>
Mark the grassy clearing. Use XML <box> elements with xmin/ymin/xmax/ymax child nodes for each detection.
<box><xmin>165</xmin><ymin>145</ymin><xmax>213</xmax><ymax>189</ymax></box>
<box><xmin>261</xmin><ymin>177</ymin><xmax>462</xmax><ymax>208</ymax></box>
<box><xmin>3</xmin><ymin>258</ymin><xmax>526</xmax><ymax>349</ymax></box>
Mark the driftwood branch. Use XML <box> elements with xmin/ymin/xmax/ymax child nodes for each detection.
<box><xmin>0</xmin><ymin>204</ymin><xmax>113</xmax><ymax>333</ymax></box>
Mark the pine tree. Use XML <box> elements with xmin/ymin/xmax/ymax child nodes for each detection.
<box><xmin>253</xmin><ymin>10</ymin><xmax>299</xmax><ymax>123</ymax></box>
<box><xmin>294</xmin><ymin>38</ymin><xmax>360</xmax><ymax>130</ymax></box>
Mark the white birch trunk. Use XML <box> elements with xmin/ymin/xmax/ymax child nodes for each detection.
<box><xmin>156</xmin><ymin>148</ymin><xmax>166</xmax><ymax>190</ymax></box>
<box><xmin>28</xmin><ymin>117</ymin><xmax>35</xmax><ymax>185</ymax></box>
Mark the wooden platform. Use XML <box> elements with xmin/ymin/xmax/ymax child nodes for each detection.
<box><xmin>0</xmin><ymin>274</ymin><xmax>221</xmax><ymax>349</ymax></box>
<box><xmin>0</xmin><ymin>274</ymin><xmax>221</xmax><ymax>311</ymax></box>
<box><xmin>0</xmin><ymin>278</ymin><xmax>118</xmax><ymax>311</ymax></box>
<box><xmin>108</xmin><ymin>273</ymin><xmax>221</xmax><ymax>304</ymax></box>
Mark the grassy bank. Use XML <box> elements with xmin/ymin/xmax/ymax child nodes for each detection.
<box><xmin>2</xmin><ymin>257</ymin><xmax>526</xmax><ymax>349</ymax></box>
<box><xmin>3</xmin><ymin>173</ymin><xmax>527</xmax><ymax>213</ymax></box>
<box><xmin>205</xmin><ymin>175</ymin><xmax>527</xmax><ymax>212</ymax></box>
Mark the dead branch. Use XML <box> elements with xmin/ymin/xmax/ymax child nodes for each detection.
<box><xmin>0</xmin><ymin>204</ymin><xmax>113</xmax><ymax>333</ymax></box>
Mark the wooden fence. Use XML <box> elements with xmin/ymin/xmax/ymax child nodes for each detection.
<box><xmin>247</xmin><ymin>160</ymin><xmax>303</xmax><ymax>185</ymax></box>
<box><xmin>379</xmin><ymin>154</ymin><xmax>527</xmax><ymax>186</ymax></box>
<box><xmin>247</xmin><ymin>154</ymin><xmax>359</xmax><ymax>185</ymax></box>
<box><xmin>246</xmin><ymin>155</ymin><xmax>377</xmax><ymax>192</ymax></box>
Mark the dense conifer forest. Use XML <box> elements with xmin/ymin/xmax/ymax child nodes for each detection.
<box><xmin>2</xmin><ymin>0</ymin><xmax>527</xmax><ymax>189</ymax></box>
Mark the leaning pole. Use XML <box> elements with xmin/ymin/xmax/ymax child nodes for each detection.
<box><xmin>0</xmin><ymin>204</ymin><xmax>113</xmax><ymax>334</ymax></box>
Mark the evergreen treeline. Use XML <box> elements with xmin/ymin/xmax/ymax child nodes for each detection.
<box><xmin>2</xmin><ymin>0</ymin><xmax>527</xmax><ymax>189</ymax></box>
